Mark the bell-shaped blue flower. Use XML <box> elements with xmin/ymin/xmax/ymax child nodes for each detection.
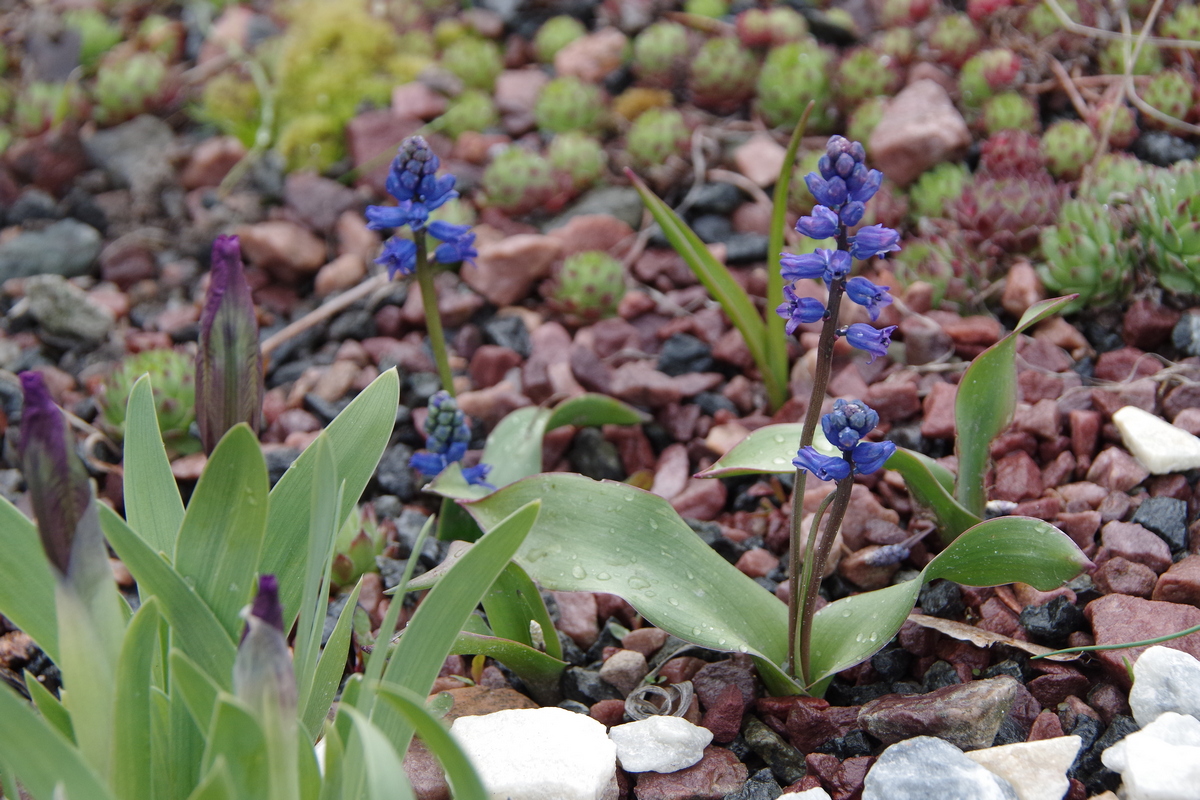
<box><xmin>776</xmin><ymin>285</ymin><xmax>826</xmax><ymax>335</ymax></box>
<box><xmin>843</xmin><ymin>323</ymin><xmax>897</xmax><ymax>363</ymax></box>
<box><xmin>793</xmin><ymin>446</ymin><xmax>852</xmax><ymax>482</ymax></box>
<box><xmin>375</xmin><ymin>237</ymin><xmax>417</xmax><ymax>279</ymax></box>
<box><xmin>821</xmin><ymin>398</ymin><xmax>880</xmax><ymax>452</ymax></box>
<box><xmin>851</xmin><ymin>440</ymin><xmax>896</xmax><ymax>475</ymax></box>
<box><xmin>849</xmin><ymin>225</ymin><xmax>901</xmax><ymax>260</ymax></box>
<box><xmin>805</xmin><ymin>173</ymin><xmax>848</xmax><ymax>208</ymax></box>
<box><xmin>844</xmin><ymin>276</ymin><xmax>894</xmax><ymax>321</ymax></box>
<box><xmin>795</xmin><ymin>205</ymin><xmax>839</xmax><ymax>240</ymax></box>
<box><xmin>429</xmin><ymin>221</ymin><xmax>478</xmax><ymax>265</ymax></box>
<box><xmin>781</xmin><ymin>248</ymin><xmax>851</xmax><ymax>288</ymax></box>
<box><xmin>847</xmin><ymin>168</ymin><xmax>883</xmax><ymax>204</ymax></box>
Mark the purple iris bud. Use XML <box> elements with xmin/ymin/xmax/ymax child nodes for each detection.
<box><xmin>235</xmin><ymin>574</ymin><xmax>296</xmax><ymax>717</ymax></box>
<box><xmin>849</xmin><ymin>225</ymin><xmax>901</xmax><ymax>260</ymax></box>
<box><xmin>843</xmin><ymin>323</ymin><xmax>897</xmax><ymax>363</ymax></box>
<box><xmin>840</xmin><ymin>201</ymin><xmax>866</xmax><ymax>228</ymax></box>
<box><xmin>851</xmin><ymin>440</ymin><xmax>896</xmax><ymax>475</ymax></box>
<box><xmin>196</xmin><ymin>235</ymin><xmax>263</xmax><ymax>456</ymax></box>
<box><xmin>18</xmin><ymin>371</ymin><xmax>93</xmax><ymax>576</ymax></box>
<box><xmin>844</xmin><ymin>276</ymin><xmax>894</xmax><ymax>321</ymax></box>
<box><xmin>795</xmin><ymin>205</ymin><xmax>839</xmax><ymax>240</ymax></box>
<box><xmin>776</xmin><ymin>285</ymin><xmax>826</xmax><ymax>336</ymax></box>
<box><xmin>376</xmin><ymin>237</ymin><xmax>417</xmax><ymax>279</ymax></box>
<box><xmin>817</xmin><ymin>154</ymin><xmax>835</xmax><ymax>180</ymax></box>
<box><xmin>821</xmin><ymin>398</ymin><xmax>880</xmax><ymax>452</ymax></box>
<box><xmin>848</xmin><ymin>169</ymin><xmax>883</xmax><ymax>204</ymax></box>
<box><xmin>835</xmin><ymin>152</ymin><xmax>856</xmax><ymax>178</ymax></box>
<box><xmin>793</xmin><ymin>446</ymin><xmax>852</xmax><ymax>482</ymax></box>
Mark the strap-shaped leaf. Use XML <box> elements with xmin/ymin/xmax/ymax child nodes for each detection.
<box><xmin>0</xmin><ymin>493</ymin><xmax>57</xmax><ymax>660</ymax></box>
<box><xmin>697</xmin><ymin>423</ymin><xmax>805</xmax><ymax>477</ymax></box>
<box><xmin>482</xmin><ymin>560</ymin><xmax>563</xmax><ymax>660</ymax></box>
<box><xmin>337</xmin><ymin>706</ymin><xmax>415</xmax><ymax>800</ymax></box>
<box><xmin>0</xmin><ymin>684</ymin><xmax>114</xmax><ymax>800</ymax></box>
<box><xmin>376</xmin><ymin>684</ymin><xmax>488</xmax><ymax>800</ymax></box>
<box><xmin>885</xmin><ymin>448</ymin><xmax>980</xmax><ymax>541</ymax></box>
<box><xmin>123</xmin><ymin>375</ymin><xmax>185</xmax><ymax>554</ymax></box>
<box><xmin>113</xmin><ymin>598</ymin><xmax>161</xmax><ymax>800</ymax></box>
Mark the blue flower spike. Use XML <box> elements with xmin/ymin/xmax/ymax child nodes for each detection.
<box><xmin>409</xmin><ymin>390</ymin><xmax>494</xmax><ymax>488</ymax></box>
<box><xmin>821</xmin><ymin>398</ymin><xmax>880</xmax><ymax>451</ymax></box>
<box><xmin>798</xmin><ymin>399</ymin><xmax>894</xmax><ymax>481</ymax></box>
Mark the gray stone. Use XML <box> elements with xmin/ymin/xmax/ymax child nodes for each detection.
<box><xmin>862</xmin><ymin>736</ymin><xmax>1019</xmax><ymax>800</ymax></box>
<box><xmin>859</xmin><ymin>676</ymin><xmax>1020</xmax><ymax>751</ymax></box>
<box><xmin>547</xmin><ymin>186</ymin><xmax>645</xmax><ymax>232</ymax></box>
<box><xmin>1172</xmin><ymin>312</ymin><xmax>1200</xmax><ymax>358</ymax></box>
<box><xmin>724</xmin><ymin>768</ymin><xmax>782</xmax><ymax>800</ymax></box>
<box><xmin>724</xmin><ymin>233</ymin><xmax>770</xmax><ymax>264</ymax></box>
<box><xmin>23</xmin><ymin>274</ymin><xmax>113</xmax><ymax>343</ymax></box>
<box><xmin>83</xmin><ymin>114</ymin><xmax>174</xmax><ymax>192</ymax></box>
<box><xmin>688</xmin><ymin>182</ymin><xmax>745</xmax><ymax>216</ymax></box>
<box><xmin>741</xmin><ymin>716</ymin><xmax>806</xmax><ymax>786</ymax></box>
<box><xmin>0</xmin><ymin>219</ymin><xmax>102</xmax><ymax>281</ymax></box>
<box><xmin>1128</xmin><ymin>645</ymin><xmax>1200</xmax><ymax>727</ymax></box>
<box><xmin>375</xmin><ymin>443</ymin><xmax>417</xmax><ymax>501</ymax></box>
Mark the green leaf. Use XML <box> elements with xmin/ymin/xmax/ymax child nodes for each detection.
<box><xmin>54</xmin><ymin>580</ymin><xmax>118</xmax><ymax>779</ymax></box>
<box><xmin>169</xmin><ymin>649</ymin><xmax>222</xmax><ymax>735</ymax></box>
<box><xmin>923</xmin><ymin>515</ymin><xmax>1092</xmax><ymax>589</ymax></box>
<box><xmin>545</xmin><ymin>394</ymin><xmax>649</xmax><ymax>431</ymax></box>
<box><xmin>481</xmin><ymin>561</ymin><xmax>563</xmax><ymax>661</ymax></box>
<box><xmin>885</xmin><ymin>448</ymin><xmax>980</xmax><ymax>541</ymax></box>
<box><xmin>376</xmin><ymin>684</ymin><xmax>488</xmax><ymax>800</ymax></box>
<box><xmin>696</xmin><ymin>424</ymin><xmax>804</xmax><ymax>478</ymax></box>
<box><xmin>0</xmin><ymin>493</ymin><xmax>57</xmax><ymax>661</ymax></box>
<box><xmin>458</xmin><ymin>475</ymin><xmax>791</xmax><ymax>672</ymax></box>
<box><xmin>186</xmin><ymin>761</ymin><xmax>236</xmax><ymax>800</ymax></box>
<box><xmin>480</xmin><ymin>407</ymin><xmax>548</xmax><ymax>491</ymax></box>
<box><xmin>302</xmin><ymin>581</ymin><xmax>361</xmax><ymax>739</ymax></box>
<box><xmin>628</xmin><ymin>170</ymin><xmax>774</xmax><ymax>398</ymax></box>
<box><xmin>165</xmin><ymin>676</ymin><xmax>205</xmax><ymax>800</ymax></box>
<box><xmin>174</xmin><ymin>424</ymin><xmax>270</xmax><ymax>640</ymax></box>
<box><xmin>113</xmin><ymin>598</ymin><xmax>161</xmax><ymax>800</ymax></box>
<box><xmin>263</xmin><ymin>369</ymin><xmax>399</xmax><ymax>628</ymax></box>
<box><xmin>100</xmin><ymin>505</ymin><xmax>237</xmax><ymax>685</ymax></box>
<box><xmin>807</xmin><ymin>579</ymin><xmax>923</xmax><ymax>688</ymax></box>
<box><xmin>1015</xmin><ymin>295</ymin><xmax>1077</xmax><ymax>334</ymax></box>
<box><xmin>123</xmin><ymin>375</ymin><xmax>185</xmax><ymax>554</ymax></box>
<box><xmin>337</xmin><ymin>706</ymin><xmax>414</xmax><ymax>800</ymax></box>
<box><xmin>446</xmin><ymin>631</ymin><xmax>566</xmax><ymax>705</ymax></box>
<box><xmin>25</xmin><ymin>670</ymin><xmax>73</xmax><ymax>741</ymax></box>
<box><xmin>317</xmin><ymin>724</ymin><xmax>344</xmax><ymax>800</ymax></box>
<box><xmin>201</xmin><ymin>696</ymin><xmax>269</xmax><ymax>800</ymax></box>
<box><xmin>0</xmin><ymin>685</ymin><xmax>114</xmax><ymax>800</ymax></box>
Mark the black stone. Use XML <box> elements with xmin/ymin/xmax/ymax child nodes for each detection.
<box><xmin>375</xmin><ymin>556</ymin><xmax>410</xmax><ymax>590</ymax></box>
<box><xmin>1067</xmin><ymin>714</ymin><xmax>1103</xmax><ymax>780</ymax></box>
<box><xmin>724</xmin><ymin>233</ymin><xmax>770</xmax><ymax>264</ymax></box>
<box><xmin>1132</xmin><ymin>496</ymin><xmax>1188</xmax><ymax>552</ymax></box>
<box><xmin>740</xmin><ymin>718</ymin><xmax>806</xmax><ymax>785</ymax></box>
<box><xmin>567</xmin><ymin>427</ymin><xmax>624</xmax><ymax>481</ymax></box>
<box><xmin>394</xmin><ymin>507</ymin><xmax>435</xmax><ymax>558</ymax></box>
<box><xmin>268</xmin><ymin>359</ymin><xmax>312</xmax><ymax>390</ymax></box>
<box><xmin>1081</xmin><ymin>307</ymin><xmax>1125</xmax><ymax>353</ymax></box>
<box><xmin>303</xmin><ymin>392</ymin><xmax>349</xmax><ymax>424</ymax></box>
<box><xmin>264</xmin><ymin>447</ymin><xmax>302</xmax><ymax>488</ymax></box>
<box><xmin>885</xmin><ymin>421</ymin><xmax>951</xmax><ymax>459</ymax></box>
<box><xmin>557</xmin><ymin>699</ymin><xmax>592</xmax><ymax>714</ymax></box>
<box><xmin>584</xmin><ymin>618</ymin><xmax>628</xmax><ymax>663</ymax></box>
<box><xmin>8</xmin><ymin>190</ymin><xmax>61</xmax><ymax>225</ymax></box>
<box><xmin>1133</xmin><ymin>131</ymin><xmax>1198</xmax><ymax>167</ymax></box>
<box><xmin>557</xmin><ymin>630</ymin><xmax>588</xmax><ymax>666</ymax></box>
<box><xmin>375</xmin><ymin>444</ymin><xmax>417</xmax><ymax>501</ymax></box>
<box><xmin>689</xmin><ymin>182</ymin><xmax>745</xmax><ymax>216</ymax></box>
<box><xmin>402</xmin><ymin>372</ymin><xmax>442</xmax><ymax>408</ymax></box>
<box><xmin>1019</xmin><ymin>595</ymin><xmax>1086</xmax><ymax>648</ymax></box>
<box><xmin>921</xmin><ymin>660</ymin><xmax>961</xmax><ymax>692</ymax></box>
<box><xmin>659</xmin><ymin>333</ymin><xmax>714</xmax><ymax>376</ymax></box>
<box><xmin>560</xmin><ymin>666</ymin><xmax>622</xmax><ymax>704</ymax></box>
<box><xmin>603</xmin><ymin>64</ymin><xmax>633</xmax><ymax>97</ymax></box>
<box><xmin>691</xmin><ymin>214</ymin><xmax>735</xmax><ymax>244</ymax></box>
<box><xmin>727</xmin><ymin>733</ymin><xmax>753</xmax><ymax>761</ymax></box>
<box><xmin>688</xmin><ymin>519</ymin><xmax>747</xmax><ymax>563</ymax></box>
<box><xmin>323</xmin><ymin>592</ymin><xmax>352</xmax><ymax>646</ymax></box>
<box><xmin>816</xmin><ymin>729</ymin><xmax>874</xmax><ymax>760</ymax></box>
<box><xmin>696</xmin><ymin>391</ymin><xmax>738</xmax><ymax>416</ymax></box>
<box><xmin>483</xmin><ymin>315</ymin><xmax>532</xmax><ymax>358</ymax></box>
<box><xmin>328</xmin><ymin>308</ymin><xmax>376</xmax><ymax>341</ymax></box>
<box><xmin>918</xmin><ymin>580</ymin><xmax>964</xmax><ymax>619</ymax></box>
<box><xmin>992</xmin><ymin>714</ymin><xmax>1028</xmax><ymax>747</ymax></box>
<box><xmin>723</xmin><ymin>768</ymin><xmax>783</xmax><ymax>800</ymax></box>
<box><xmin>825</xmin><ymin>680</ymin><xmax>894</xmax><ymax>706</ymax></box>
<box><xmin>983</xmin><ymin>659</ymin><xmax>1028</xmax><ymax>683</ymax></box>
<box><xmin>1172</xmin><ymin>312</ymin><xmax>1200</xmax><ymax>358</ymax></box>
<box><xmin>871</xmin><ymin>646</ymin><xmax>913</xmax><ymax>681</ymax></box>
<box><xmin>373</xmin><ymin>494</ymin><xmax>403</xmax><ymax>520</ymax></box>
<box><xmin>1076</xmin><ymin>715</ymin><xmax>1139</xmax><ymax>795</ymax></box>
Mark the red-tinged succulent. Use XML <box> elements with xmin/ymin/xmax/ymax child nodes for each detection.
<box><xmin>632</xmin><ymin>21</ymin><xmax>690</xmax><ymax>90</ymax></box>
<box><xmin>928</xmin><ymin>13</ymin><xmax>983</xmax><ymax>69</ymax></box>
<box><xmin>1141</xmin><ymin>70</ymin><xmax>1197</xmax><ymax>129</ymax></box>
<box><xmin>958</xmin><ymin>48</ymin><xmax>1022</xmax><ymax>108</ymax></box>
<box><xmin>735</xmin><ymin>8</ymin><xmax>773</xmax><ymax>48</ymax></box>
<box><xmin>1040</xmin><ymin>120</ymin><xmax>1097</xmax><ymax>181</ymax></box>
<box><xmin>835</xmin><ymin>47</ymin><xmax>902</xmax><ymax>111</ymax></box>
<box><xmin>967</xmin><ymin>0</ymin><xmax>1016</xmax><ymax>22</ymax></box>
<box><xmin>980</xmin><ymin>91</ymin><xmax>1039</xmax><ymax>135</ymax></box>
<box><xmin>878</xmin><ymin>0</ymin><xmax>934</xmax><ymax>28</ymax></box>
<box><xmin>950</xmin><ymin>171</ymin><xmax>1065</xmax><ymax>259</ymax></box>
<box><xmin>196</xmin><ymin>235</ymin><xmax>264</xmax><ymax>455</ymax></box>
<box><xmin>1087</xmin><ymin>99</ymin><xmax>1139</xmax><ymax>149</ymax></box>
<box><xmin>977</xmin><ymin>129</ymin><xmax>1045</xmax><ymax>178</ymax></box>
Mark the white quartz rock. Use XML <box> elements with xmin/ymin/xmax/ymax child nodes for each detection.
<box><xmin>965</xmin><ymin>736</ymin><xmax>1081</xmax><ymax>800</ymax></box>
<box><xmin>1113</xmin><ymin>406</ymin><xmax>1200</xmax><ymax>474</ymax></box>
<box><xmin>451</xmin><ymin>707</ymin><xmax>618</xmax><ymax>800</ymax></box>
<box><xmin>863</xmin><ymin>736</ymin><xmax>1019</xmax><ymax>800</ymax></box>
<box><xmin>779</xmin><ymin>789</ymin><xmax>833</xmax><ymax>800</ymax></box>
<box><xmin>1129</xmin><ymin>645</ymin><xmax>1200</xmax><ymax>727</ymax></box>
<box><xmin>608</xmin><ymin>715</ymin><xmax>712</xmax><ymax>773</ymax></box>
<box><xmin>1101</xmin><ymin>712</ymin><xmax>1200</xmax><ymax>800</ymax></box>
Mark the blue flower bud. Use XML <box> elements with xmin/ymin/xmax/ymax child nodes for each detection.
<box><xmin>840</xmin><ymin>201</ymin><xmax>866</xmax><ymax>227</ymax></box>
<box><xmin>817</xmin><ymin>154</ymin><xmax>835</xmax><ymax>180</ymax></box>
<box><xmin>851</xmin><ymin>440</ymin><xmax>896</xmax><ymax>475</ymax></box>
<box><xmin>793</xmin><ymin>446</ymin><xmax>852</xmax><ymax>482</ymax></box>
<box><xmin>835</xmin><ymin>152</ymin><xmax>855</xmax><ymax>178</ymax></box>
<box><xmin>821</xmin><ymin>398</ymin><xmax>880</xmax><ymax>451</ymax></box>
<box><xmin>844</xmin><ymin>276</ymin><xmax>894</xmax><ymax>321</ymax></box>
<box><xmin>795</xmin><ymin>205</ymin><xmax>840</xmax><ymax>240</ymax></box>
<box><xmin>780</xmin><ymin>248</ymin><xmax>850</xmax><ymax>288</ymax></box>
<box><xmin>847</xmin><ymin>168</ymin><xmax>883</xmax><ymax>204</ymax></box>
<box><xmin>849</xmin><ymin>225</ymin><xmax>901</xmax><ymax>260</ymax></box>
<box><xmin>842</xmin><ymin>323</ymin><xmax>897</xmax><ymax>363</ymax></box>
<box><xmin>776</xmin><ymin>285</ymin><xmax>826</xmax><ymax>335</ymax></box>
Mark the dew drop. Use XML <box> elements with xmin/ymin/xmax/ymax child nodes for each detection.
<box><xmin>842</xmin><ymin>610</ymin><xmax>852</xmax><ymax>618</ymax></box>
<box><xmin>717</xmin><ymin>638</ymin><xmax>727</xmax><ymax>646</ymax></box>
<box><xmin>596</xmin><ymin>572</ymin><xmax>611</xmax><ymax>580</ymax></box>
<box><xmin>571</xmin><ymin>565</ymin><xmax>587</xmax><ymax>579</ymax></box>
<box><xmin>668</xmin><ymin>597</ymin><xmax>680</xmax><ymax>606</ymax></box>
<box><xmin>645</xmin><ymin>590</ymin><xmax>656</xmax><ymax>597</ymax></box>
<box><xmin>773</xmin><ymin>434</ymin><xmax>785</xmax><ymax>443</ymax></box>
<box><xmin>694</xmin><ymin>588</ymin><xmax>706</xmax><ymax>598</ymax></box>
<box><xmin>628</xmin><ymin>576</ymin><xmax>650</xmax><ymax>590</ymax></box>
<box><xmin>649</xmin><ymin>520</ymin><xmax>659</xmax><ymax>530</ymax></box>
<box><xmin>692</xmin><ymin>627</ymin><xmax>702</xmax><ymax>636</ymax></box>
<box><xmin>869</xmin><ymin>632</ymin><xmax>878</xmax><ymax>642</ymax></box>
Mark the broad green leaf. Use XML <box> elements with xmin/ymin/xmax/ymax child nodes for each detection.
<box><xmin>263</xmin><ymin>369</ymin><xmax>399</xmax><ymax>628</ymax></box>
<box><xmin>480</xmin><ymin>407</ymin><xmax>548</xmax><ymax>490</ymax></box>
<box><xmin>337</xmin><ymin>706</ymin><xmax>414</xmax><ymax>800</ymax></box>
<box><xmin>0</xmin><ymin>685</ymin><xmax>114</xmax><ymax>800</ymax></box>
<box><xmin>376</xmin><ymin>684</ymin><xmax>488</xmax><ymax>800</ymax></box>
<box><xmin>302</xmin><ymin>581</ymin><xmax>361</xmax><ymax>739</ymax></box>
<box><xmin>628</xmin><ymin>170</ymin><xmax>773</xmax><ymax>398</ymax></box>
<box><xmin>885</xmin><ymin>448</ymin><xmax>980</xmax><ymax>541</ymax></box>
<box><xmin>169</xmin><ymin>649</ymin><xmax>222</xmax><ymax>735</ymax></box>
<box><xmin>123</xmin><ymin>375</ymin><xmax>185</xmax><ymax>554</ymax></box>
<box><xmin>101</xmin><ymin>505</ymin><xmax>237</xmax><ymax>685</ymax></box>
<box><xmin>186</xmin><ymin>761</ymin><xmax>236</xmax><ymax>800</ymax></box>
<box><xmin>0</xmin><ymin>493</ymin><xmax>57</xmax><ymax>660</ymax></box>
<box><xmin>428</xmin><ymin>462</ymin><xmax>490</xmax><ymax>502</ymax></box>
<box><xmin>808</xmin><ymin>579</ymin><xmax>923</xmax><ymax>688</ymax></box>
<box><xmin>458</xmin><ymin>475</ymin><xmax>791</xmax><ymax>673</ymax></box>
<box><xmin>481</xmin><ymin>561</ymin><xmax>563</xmax><ymax>661</ymax></box>
<box><xmin>55</xmin><ymin>580</ymin><xmax>117</xmax><ymax>779</ymax></box>
<box><xmin>318</xmin><ymin>724</ymin><xmax>344</xmax><ymax>800</ymax></box>
<box><xmin>113</xmin><ymin>598</ymin><xmax>161</xmax><ymax>800</ymax></box>
<box><xmin>436</xmin><ymin>493</ymin><xmax>486</xmax><ymax>541</ymax></box>
<box><xmin>372</xmin><ymin>501</ymin><xmax>542</xmax><ymax>753</ymax></box>
<box><xmin>174</xmin><ymin>424</ymin><xmax>269</xmax><ymax>640</ymax></box>
<box><xmin>545</xmin><ymin>394</ymin><xmax>648</xmax><ymax>431</ymax></box>
<box><xmin>697</xmin><ymin>424</ymin><xmax>804</xmax><ymax>477</ymax></box>
<box><xmin>923</xmin><ymin>515</ymin><xmax>1091</xmax><ymax>588</ymax></box>
<box><xmin>26</xmin><ymin>671</ymin><xmax>73</xmax><ymax>741</ymax></box>
<box><xmin>201</xmin><ymin>696</ymin><xmax>269</xmax><ymax>800</ymax></box>
<box><xmin>447</xmin><ymin>631</ymin><xmax>567</xmax><ymax>705</ymax></box>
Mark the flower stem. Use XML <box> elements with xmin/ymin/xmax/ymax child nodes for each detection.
<box><xmin>415</xmin><ymin>234</ymin><xmax>456</xmax><ymax>397</ymax></box>
<box><xmin>798</xmin><ymin>472</ymin><xmax>854</xmax><ymax>686</ymax></box>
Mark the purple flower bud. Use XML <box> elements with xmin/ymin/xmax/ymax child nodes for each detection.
<box><xmin>850</xmin><ymin>141</ymin><xmax>866</xmax><ymax>163</ymax></box>
<box><xmin>18</xmin><ymin>371</ymin><xmax>92</xmax><ymax>575</ymax></box>
<box><xmin>825</xmin><ymin>135</ymin><xmax>853</xmax><ymax>161</ymax></box>
<box><xmin>776</xmin><ymin>285</ymin><xmax>826</xmax><ymax>335</ymax></box>
<box><xmin>844</xmin><ymin>276</ymin><xmax>894</xmax><ymax>321</ymax></box>
<box><xmin>793</xmin><ymin>446</ymin><xmax>851</xmax><ymax>482</ymax></box>
<box><xmin>780</xmin><ymin>248</ymin><xmax>851</xmax><ymax>288</ymax></box>
<box><xmin>795</xmin><ymin>205</ymin><xmax>839</xmax><ymax>240</ymax></box>
<box><xmin>849</xmin><ymin>225</ymin><xmax>901</xmax><ymax>260</ymax></box>
<box><xmin>851</xmin><ymin>440</ymin><xmax>896</xmax><ymax>475</ymax></box>
<box><xmin>840</xmin><ymin>201</ymin><xmax>866</xmax><ymax>228</ymax></box>
<box><xmin>821</xmin><ymin>398</ymin><xmax>880</xmax><ymax>451</ymax></box>
<box><xmin>235</xmin><ymin>575</ymin><xmax>296</xmax><ymax>716</ymax></box>
<box><xmin>842</xmin><ymin>323</ymin><xmax>897</xmax><ymax>363</ymax></box>
<box><xmin>196</xmin><ymin>235</ymin><xmax>264</xmax><ymax>455</ymax></box>
<box><xmin>817</xmin><ymin>154</ymin><xmax>835</xmax><ymax>180</ymax></box>
<box><xmin>835</xmin><ymin>153</ymin><xmax>856</xmax><ymax>178</ymax></box>
<box><xmin>848</xmin><ymin>169</ymin><xmax>883</xmax><ymax>204</ymax></box>
<box><xmin>376</xmin><ymin>237</ymin><xmax>418</xmax><ymax>279</ymax></box>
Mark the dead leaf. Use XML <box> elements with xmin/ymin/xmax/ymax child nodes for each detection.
<box><xmin>906</xmin><ymin>613</ymin><xmax>1079</xmax><ymax>661</ymax></box>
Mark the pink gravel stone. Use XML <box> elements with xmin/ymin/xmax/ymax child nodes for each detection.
<box><xmin>1100</xmin><ymin>521</ymin><xmax>1173</xmax><ymax>574</ymax></box>
<box><xmin>1152</xmin><ymin>554</ymin><xmax>1200</xmax><ymax>608</ymax></box>
<box><xmin>1084</xmin><ymin>594</ymin><xmax>1200</xmax><ymax>688</ymax></box>
<box><xmin>633</xmin><ymin>746</ymin><xmax>747</xmax><ymax>800</ymax></box>
<box><xmin>869</xmin><ymin>80</ymin><xmax>972</xmax><ymax>186</ymax></box>
<box><xmin>920</xmin><ymin>380</ymin><xmax>957</xmax><ymax>439</ymax></box>
<box><xmin>992</xmin><ymin>450</ymin><xmax>1044</xmax><ymax>502</ymax></box>
<box><xmin>1086</xmin><ymin>447</ymin><xmax>1150</xmax><ymax>493</ymax></box>
<box><xmin>462</xmin><ymin>234</ymin><xmax>562</xmax><ymax>306</ymax></box>
<box><xmin>552</xmin><ymin>590</ymin><xmax>599</xmax><ymax>648</ymax></box>
<box><xmin>1000</xmin><ymin>261</ymin><xmax>1045</xmax><ymax>318</ymax></box>
<box><xmin>1094</xmin><ymin>556</ymin><xmax>1157</xmax><ymax>598</ymax></box>
<box><xmin>1122</xmin><ymin>299</ymin><xmax>1180</xmax><ymax>350</ymax></box>
<box><xmin>735</xmin><ymin>547</ymin><xmax>779</xmax><ymax>579</ymax></box>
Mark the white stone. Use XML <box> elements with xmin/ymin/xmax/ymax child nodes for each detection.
<box><xmin>779</xmin><ymin>790</ymin><xmax>833</xmax><ymax>800</ymax></box>
<box><xmin>1101</xmin><ymin>712</ymin><xmax>1200</xmax><ymax>800</ymax></box>
<box><xmin>1113</xmin><ymin>406</ymin><xmax>1200</xmax><ymax>474</ymax></box>
<box><xmin>1129</xmin><ymin>646</ymin><xmax>1200</xmax><ymax>727</ymax></box>
<box><xmin>608</xmin><ymin>716</ymin><xmax>712</xmax><ymax>773</ymax></box>
<box><xmin>451</xmin><ymin>707</ymin><xmax>618</xmax><ymax>800</ymax></box>
<box><xmin>965</xmin><ymin>736</ymin><xmax>1081</xmax><ymax>800</ymax></box>
<box><xmin>863</xmin><ymin>737</ymin><xmax>1019</xmax><ymax>800</ymax></box>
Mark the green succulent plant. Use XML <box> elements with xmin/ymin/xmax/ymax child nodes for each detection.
<box><xmin>877</xmin><ymin>27</ymin><xmax>915</xmax><ymax>64</ymax></box>
<box><xmin>481</xmin><ymin>147</ymin><xmax>558</xmax><ymax>217</ymax></box>
<box><xmin>689</xmin><ymin>37</ymin><xmax>759</xmax><ymax>114</ymax></box>
<box><xmin>548</xmin><ymin>132</ymin><xmax>608</xmax><ymax>192</ymax></box>
<box><xmin>632</xmin><ymin>21</ymin><xmax>690</xmax><ymax>89</ymax></box>
<box><xmin>835</xmin><ymin>47</ymin><xmax>899</xmax><ymax>111</ymax></box>
<box><xmin>1039</xmin><ymin>199</ymin><xmax>1136</xmax><ymax>311</ymax></box>
<box><xmin>277</xmin><ymin>112</ymin><xmax>344</xmax><ymax>172</ymax></box>
<box><xmin>908</xmin><ymin>161</ymin><xmax>970</xmax><ymax>220</ymax></box>
<box><xmin>547</xmin><ymin>250</ymin><xmax>627</xmax><ymax>324</ymax></box>
<box><xmin>534</xmin><ymin>76</ymin><xmax>606</xmax><ymax>134</ymax></box>
<box><xmin>929</xmin><ymin>13</ymin><xmax>982</xmax><ymax>68</ymax></box>
<box><xmin>331</xmin><ymin>505</ymin><xmax>388</xmax><ymax>589</ymax></box>
<box><xmin>98</xmin><ymin>349</ymin><xmax>200</xmax><ymax>457</ymax></box>
<box><xmin>12</xmin><ymin>81</ymin><xmax>86</xmax><ymax>136</ymax></box>
<box><xmin>196</xmin><ymin>70</ymin><xmax>261</xmax><ymax>148</ymax></box>
<box><xmin>626</xmin><ymin>107</ymin><xmax>690</xmax><ymax>172</ymax></box>
<box><xmin>1022</xmin><ymin>0</ymin><xmax>1082</xmax><ymax>38</ymax></box>
<box><xmin>1077</xmin><ymin>153</ymin><xmax>1152</xmax><ymax>208</ymax></box>
<box><xmin>93</xmin><ymin>52</ymin><xmax>171</xmax><ymax>125</ymax></box>
<box><xmin>137</xmin><ymin>14</ymin><xmax>183</xmax><ymax>59</ymax></box>
<box><xmin>846</xmin><ymin>97</ymin><xmax>886</xmax><ymax>150</ymax></box>
<box><xmin>685</xmin><ymin>0</ymin><xmax>729</xmax><ymax>19</ymax></box>
<box><xmin>534</xmin><ymin>15</ymin><xmax>586</xmax><ymax>63</ymax></box>
<box><xmin>756</xmin><ymin>40</ymin><xmax>834</xmax><ymax>130</ymax></box>
<box><xmin>1098</xmin><ymin>39</ymin><xmax>1162</xmax><ymax>75</ymax></box>
<box><xmin>958</xmin><ymin>48</ymin><xmax>1021</xmax><ymax>109</ymax></box>
<box><xmin>434</xmin><ymin>89</ymin><xmax>498</xmax><ymax>139</ymax></box>
<box><xmin>433</xmin><ymin>18</ymin><xmax>470</xmax><ymax>50</ymax></box>
<box><xmin>440</xmin><ymin>37</ymin><xmax>504</xmax><ymax>91</ymax></box>
<box><xmin>1141</xmin><ymin>70</ymin><xmax>1195</xmax><ymax>127</ymax></box>
<box><xmin>1136</xmin><ymin>160</ymin><xmax>1200</xmax><ymax>295</ymax></box>
<box><xmin>1040</xmin><ymin>119</ymin><xmax>1097</xmax><ymax>180</ymax></box>
<box><xmin>1088</xmin><ymin>99</ymin><xmax>1138</xmax><ymax>148</ymax></box>
<box><xmin>1160</xmin><ymin>3</ymin><xmax>1200</xmax><ymax>40</ymax></box>
<box><xmin>63</xmin><ymin>8</ymin><xmax>123</xmax><ymax>71</ymax></box>
<box><xmin>980</xmin><ymin>91</ymin><xmax>1038</xmax><ymax>135</ymax></box>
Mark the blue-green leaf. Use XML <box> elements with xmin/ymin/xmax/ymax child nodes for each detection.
<box><xmin>123</xmin><ymin>375</ymin><xmax>185</xmax><ymax>554</ymax></box>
